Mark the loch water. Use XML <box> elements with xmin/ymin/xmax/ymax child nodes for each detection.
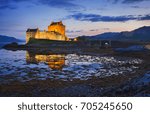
<box><xmin>0</xmin><ymin>49</ymin><xmax>143</xmax><ymax>84</ymax></box>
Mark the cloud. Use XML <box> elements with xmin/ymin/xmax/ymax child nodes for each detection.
<box><xmin>110</xmin><ymin>0</ymin><xmax>150</xmax><ymax>4</ymax></box>
<box><xmin>90</xmin><ymin>29</ymin><xmax>99</xmax><ymax>31</ymax></box>
<box><xmin>0</xmin><ymin>0</ymin><xmax>82</xmax><ymax>12</ymax></box>
<box><xmin>122</xmin><ymin>0</ymin><xmax>150</xmax><ymax>4</ymax></box>
<box><xmin>0</xmin><ymin>5</ymin><xmax>17</xmax><ymax>10</ymax></box>
<box><xmin>102</xmin><ymin>28</ymin><xmax>110</xmax><ymax>30</ymax></box>
<box><xmin>131</xmin><ymin>6</ymin><xmax>140</xmax><ymax>8</ymax></box>
<box><xmin>0</xmin><ymin>28</ymin><xmax>25</xmax><ymax>33</ymax></box>
<box><xmin>38</xmin><ymin>0</ymin><xmax>80</xmax><ymax>10</ymax></box>
<box><xmin>66</xmin><ymin>30</ymin><xmax>74</xmax><ymax>33</ymax></box>
<box><xmin>67</xmin><ymin>13</ymin><xmax>136</xmax><ymax>22</ymax></box>
<box><xmin>140</xmin><ymin>14</ymin><xmax>150</xmax><ymax>20</ymax></box>
<box><xmin>67</xmin><ymin>13</ymin><xmax>150</xmax><ymax>22</ymax></box>
<box><xmin>66</xmin><ymin>30</ymin><xmax>83</xmax><ymax>33</ymax></box>
<box><xmin>111</xmin><ymin>0</ymin><xmax>150</xmax><ymax>4</ymax></box>
<box><xmin>0</xmin><ymin>0</ymin><xmax>28</xmax><ymax>10</ymax></box>
<box><xmin>107</xmin><ymin>0</ymin><xmax>119</xmax><ymax>4</ymax></box>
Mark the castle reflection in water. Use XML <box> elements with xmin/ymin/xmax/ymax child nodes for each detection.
<box><xmin>26</xmin><ymin>51</ymin><xmax>65</xmax><ymax>70</ymax></box>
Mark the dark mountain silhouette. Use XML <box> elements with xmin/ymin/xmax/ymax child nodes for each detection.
<box><xmin>117</xmin><ymin>26</ymin><xmax>150</xmax><ymax>41</ymax></box>
<box><xmin>77</xmin><ymin>26</ymin><xmax>150</xmax><ymax>41</ymax></box>
<box><xmin>0</xmin><ymin>35</ymin><xmax>22</xmax><ymax>43</ymax></box>
<box><xmin>77</xmin><ymin>32</ymin><xmax>119</xmax><ymax>41</ymax></box>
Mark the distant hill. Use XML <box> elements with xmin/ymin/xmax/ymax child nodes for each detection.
<box><xmin>0</xmin><ymin>35</ymin><xmax>23</xmax><ymax>43</ymax></box>
<box><xmin>77</xmin><ymin>32</ymin><xmax>119</xmax><ymax>41</ymax></box>
<box><xmin>117</xmin><ymin>26</ymin><xmax>150</xmax><ymax>41</ymax></box>
<box><xmin>91</xmin><ymin>32</ymin><xmax>120</xmax><ymax>40</ymax></box>
<box><xmin>77</xmin><ymin>26</ymin><xmax>150</xmax><ymax>41</ymax></box>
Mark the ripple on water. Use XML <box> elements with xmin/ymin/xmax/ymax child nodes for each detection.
<box><xmin>0</xmin><ymin>50</ymin><xmax>143</xmax><ymax>83</ymax></box>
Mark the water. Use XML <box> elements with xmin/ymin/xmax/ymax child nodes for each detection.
<box><xmin>0</xmin><ymin>49</ymin><xmax>143</xmax><ymax>84</ymax></box>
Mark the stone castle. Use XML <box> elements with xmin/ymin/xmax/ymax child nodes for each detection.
<box><xmin>26</xmin><ymin>21</ymin><xmax>68</xmax><ymax>43</ymax></box>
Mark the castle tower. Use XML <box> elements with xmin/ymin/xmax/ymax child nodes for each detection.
<box><xmin>26</xmin><ymin>28</ymin><xmax>39</xmax><ymax>43</ymax></box>
<box><xmin>48</xmin><ymin>21</ymin><xmax>65</xmax><ymax>35</ymax></box>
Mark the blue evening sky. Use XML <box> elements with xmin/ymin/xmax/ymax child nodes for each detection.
<box><xmin>0</xmin><ymin>0</ymin><xmax>150</xmax><ymax>39</ymax></box>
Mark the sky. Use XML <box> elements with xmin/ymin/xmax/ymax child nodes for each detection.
<box><xmin>0</xmin><ymin>0</ymin><xmax>150</xmax><ymax>39</ymax></box>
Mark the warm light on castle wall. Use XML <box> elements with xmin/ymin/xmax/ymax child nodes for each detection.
<box><xmin>26</xmin><ymin>21</ymin><xmax>68</xmax><ymax>43</ymax></box>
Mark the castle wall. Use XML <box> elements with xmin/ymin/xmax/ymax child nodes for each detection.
<box><xmin>34</xmin><ymin>31</ymin><xmax>66</xmax><ymax>41</ymax></box>
<box><xmin>48</xmin><ymin>24</ymin><xmax>65</xmax><ymax>36</ymax></box>
<box><xmin>35</xmin><ymin>31</ymin><xmax>47</xmax><ymax>39</ymax></box>
<box><xmin>26</xmin><ymin>32</ymin><xmax>37</xmax><ymax>43</ymax></box>
<box><xmin>46</xmin><ymin>32</ymin><xmax>66</xmax><ymax>41</ymax></box>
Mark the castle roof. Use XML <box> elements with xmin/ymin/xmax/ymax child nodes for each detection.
<box><xmin>26</xmin><ymin>28</ymin><xmax>39</xmax><ymax>32</ymax></box>
<box><xmin>50</xmin><ymin>21</ymin><xmax>64</xmax><ymax>26</ymax></box>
